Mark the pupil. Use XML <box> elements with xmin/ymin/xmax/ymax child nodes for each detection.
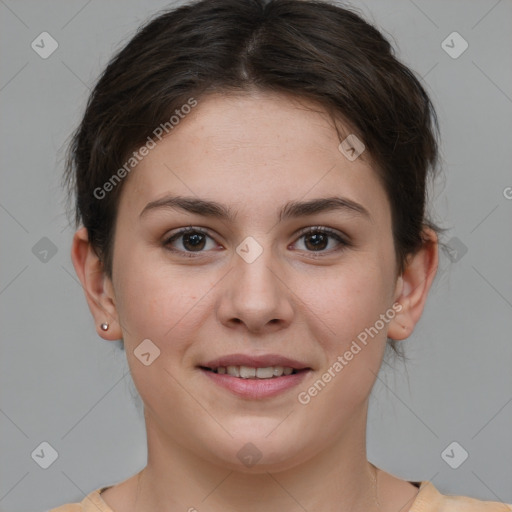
<box><xmin>184</xmin><ymin>232</ymin><xmax>205</xmax><ymax>251</ymax></box>
<box><xmin>306</xmin><ymin>233</ymin><xmax>327</xmax><ymax>251</ymax></box>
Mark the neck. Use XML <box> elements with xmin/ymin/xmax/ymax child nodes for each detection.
<box><xmin>133</xmin><ymin>406</ymin><xmax>381</xmax><ymax>512</ymax></box>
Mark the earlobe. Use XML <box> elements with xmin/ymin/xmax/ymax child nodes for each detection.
<box><xmin>388</xmin><ymin>228</ymin><xmax>439</xmax><ymax>341</ymax></box>
<box><xmin>70</xmin><ymin>227</ymin><xmax>123</xmax><ymax>341</ymax></box>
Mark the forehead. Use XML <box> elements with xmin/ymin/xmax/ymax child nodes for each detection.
<box><xmin>118</xmin><ymin>91</ymin><xmax>390</xmax><ymax>224</ymax></box>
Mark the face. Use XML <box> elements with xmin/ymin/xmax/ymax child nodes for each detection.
<box><xmin>99</xmin><ymin>91</ymin><xmax>406</xmax><ymax>471</ymax></box>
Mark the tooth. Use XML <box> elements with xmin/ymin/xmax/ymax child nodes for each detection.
<box><xmin>239</xmin><ymin>366</ymin><xmax>256</xmax><ymax>378</ymax></box>
<box><xmin>227</xmin><ymin>365</ymin><xmax>240</xmax><ymax>377</ymax></box>
<box><xmin>256</xmin><ymin>367</ymin><xmax>274</xmax><ymax>379</ymax></box>
<box><xmin>214</xmin><ymin>365</ymin><xmax>298</xmax><ymax>378</ymax></box>
<box><xmin>273</xmin><ymin>366</ymin><xmax>284</xmax><ymax>377</ymax></box>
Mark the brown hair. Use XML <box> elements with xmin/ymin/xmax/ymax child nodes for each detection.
<box><xmin>64</xmin><ymin>0</ymin><xmax>443</xmax><ymax>353</ymax></box>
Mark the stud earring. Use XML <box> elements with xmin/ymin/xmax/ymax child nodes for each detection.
<box><xmin>100</xmin><ymin>322</ymin><xmax>109</xmax><ymax>331</ymax></box>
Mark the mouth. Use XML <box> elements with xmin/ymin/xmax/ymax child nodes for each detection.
<box><xmin>197</xmin><ymin>354</ymin><xmax>312</xmax><ymax>399</ymax></box>
<box><xmin>200</xmin><ymin>365</ymin><xmax>304</xmax><ymax>378</ymax></box>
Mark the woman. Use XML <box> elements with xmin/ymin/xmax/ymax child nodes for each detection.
<box><xmin>51</xmin><ymin>0</ymin><xmax>512</xmax><ymax>510</ymax></box>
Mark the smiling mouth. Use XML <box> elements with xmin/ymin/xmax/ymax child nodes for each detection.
<box><xmin>200</xmin><ymin>365</ymin><xmax>306</xmax><ymax>379</ymax></box>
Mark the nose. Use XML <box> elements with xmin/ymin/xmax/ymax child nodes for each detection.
<box><xmin>216</xmin><ymin>240</ymin><xmax>295</xmax><ymax>334</ymax></box>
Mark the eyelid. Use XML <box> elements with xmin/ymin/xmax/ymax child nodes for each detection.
<box><xmin>293</xmin><ymin>225</ymin><xmax>348</xmax><ymax>241</ymax></box>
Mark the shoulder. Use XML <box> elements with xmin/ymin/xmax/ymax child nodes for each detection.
<box><xmin>410</xmin><ymin>481</ymin><xmax>512</xmax><ymax>511</ymax></box>
<box><xmin>47</xmin><ymin>487</ymin><xmax>113</xmax><ymax>512</ymax></box>
<box><xmin>47</xmin><ymin>505</ymin><xmax>82</xmax><ymax>512</ymax></box>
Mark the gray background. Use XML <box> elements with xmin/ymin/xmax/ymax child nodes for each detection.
<box><xmin>1</xmin><ymin>0</ymin><xmax>511</xmax><ymax>510</ymax></box>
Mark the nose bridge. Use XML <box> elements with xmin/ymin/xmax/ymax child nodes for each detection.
<box><xmin>217</xmin><ymin>234</ymin><xmax>294</xmax><ymax>331</ymax></box>
<box><xmin>233</xmin><ymin>234</ymin><xmax>281</xmax><ymax>300</ymax></box>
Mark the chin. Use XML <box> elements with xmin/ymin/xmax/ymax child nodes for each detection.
<box><xmin>197</xmin><ymin>423</ymin><xmax>317</xmax><ymax>474</ymax></box>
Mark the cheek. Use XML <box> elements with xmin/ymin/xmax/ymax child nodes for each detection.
<box><xmin>112</xmin><ymin>254</ymin><xmax>212</xmax><ymax>415</ymax></box>
<box><xmin>113</xmin><ymin>247</ymin><xmax>218</xmax><ymax>353</ymax></box>
<box><xmin>297</xmin><ymin>257</ymin><xmax>393</xmax><ymax>344</ymax></box>
<box><xmin>291</xmin><ymin>257</ymin><xmax>394</xmax><ymax>408</ymax></box>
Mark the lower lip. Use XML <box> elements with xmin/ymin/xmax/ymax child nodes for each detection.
<box><xmin>200</xmin><ymin>368</ymin><xmax>310</xmax><ymax>399</ymax></box>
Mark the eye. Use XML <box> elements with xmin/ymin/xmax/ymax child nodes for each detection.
<box><xmin>292</xmin><ymin>226</ymin><xmax>348</xmax><ymax>253</ymax></box>
<box><xmin>163</xmin><ymin>227</ymin><xmax>219</xmax><ymax>256</ymax></box>
<box><xmin>163</xmin><ymin>225</ymin><xmax>349</xmax><ymax>258</ymax></box>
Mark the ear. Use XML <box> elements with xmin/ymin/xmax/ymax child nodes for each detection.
<box><xmin>387</xmin><ymin>227</ymin><xmax>438</xmax><ymax>340</ymax></box>
<box><xmin>70</xmin><ymin>226</ymin><xmax>123</xmax><ymax>340</ymax></box>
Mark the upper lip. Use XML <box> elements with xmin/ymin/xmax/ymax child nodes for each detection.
<box><xmin>200</xmin><ymin>354</ymin><xmax>310</xmax><ymax>370</ymax></box>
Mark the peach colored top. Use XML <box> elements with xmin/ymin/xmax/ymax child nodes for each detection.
<box><xmin>47</xmin><ymin>480</ymin><xmax>512</xmax><ymax>511</ymax></box>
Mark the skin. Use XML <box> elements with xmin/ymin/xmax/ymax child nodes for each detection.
<box><xmin>72</xmin><ymin>91</ymin><xmax>438</xmax><ymax>512</ymax></box>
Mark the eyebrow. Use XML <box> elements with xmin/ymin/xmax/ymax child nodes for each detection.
<box><xmin>139</xmin><ymin>195</ymin><xmax>371</xmax><ymax>222</ymax></box>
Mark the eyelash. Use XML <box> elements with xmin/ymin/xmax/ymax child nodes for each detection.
<box><xmin>162</xmin><ymin>226</ymin><xmax>349</xmax><ymax>258</ymax></box>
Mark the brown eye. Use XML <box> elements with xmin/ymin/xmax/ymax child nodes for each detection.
<box><xmin>293</xmin><ymin>227</ymin><xmax>347</xmax><ymax>253</ymax></box>
<box><xmin>164</xmin><ymin>227</ymin><xmax>216</xmax><ymax>255</ymax></box>
<box><xmin>180</xmin><ymin>231</ymin><xmax>206</xmax><ymax>251</ymax></box>
<box><xmin>303</xmin><ymin>231</ymin><xmax>329</xmax><ymax>251</ymax></box>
